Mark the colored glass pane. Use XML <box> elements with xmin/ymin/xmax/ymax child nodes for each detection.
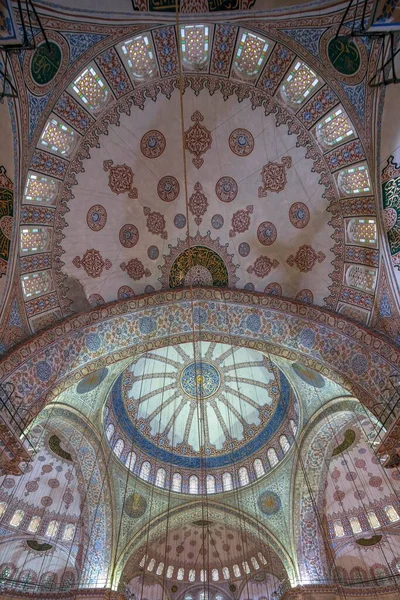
<box><xmin>46</xmin><ymin>520</ymin><xmax>59</xmax><ymax>538</ymax></box>
<box><xmin>177</xmin><ymin>568</ymin><xmax>184</xmax><ymax>580</ymax></box>
<box><xmin>71</xmin><ymin>66</ymin><xmax>109</xmax><ymax>111</ymax></box>
<box><xmin>126</xmin><ymin>451</ymin><xmax>136</xmax><ymax>471</ymax></box>
<box><xmin>238</xmin><ymin>466</ymin><xmax>249</xmax><ymax>486</ymax></box>
<box><xmin>333</xmin><ymin>520</ymin><xmax>345</xmax><ymax>537</ymax></box>
<box><xmin>155</xmin><ymin>468</ymin><xmax>166</xmax><ymax>487</ymax></box>
<box><xmin>222</xmin><ymin>567</ymin><xmax>230</xmax><ymax>580</ymax></box>
<box><xmin>27</xmin><ymin>516</ymin><xmax>41</xmax><ymax>533</ymax></box>
<box><xmin>39</xmin><ymin>118</ymin><xmax>75</xmax><ymax>156</ymax></box>
<box><xmin>233</xmin><ymin>564</ymin><xmax>241</xmax><ymax>577</ymax></box>
<box><xmin>166</xmin><ymin>566</ymin><xmax>174</xmax><ymax>578</ymax></box>
<box><xmin>282</xmin><ymin>61</ymin><xmax>319</xmax><ymax>104</ymax></box>
<box><xmin>121</xmin><ymin>35</ymin><xmax>157</xmax><ymax>80</ymax></box>
<box><xmin>113</xmin><ymin>438</ymin><xmax>124</xmax><ymax>458</ymax></box>
<box><xmin>140</xmin><ymin>461</ymin><xmax>151</xmax><ymax>481</ymax></box>
<box><xmin>254</xmin><ymin>458</ymin><xmax>265</xmax><ymax>478</ymax></box>
<box><xmin>317</xmin><ymin>108</ymin><xmax>354</xmax><ymax>146</ymax></box>
<box><xmin>251</xmin><ymin>557</ymin><xmax>260</xmax><ymax>570</ymax></box>
<box><xmin>267</xmin><ymin>447</ymin><xmax>278</xmax><ymax>467</ymax></box>
<box><xmin>242</xmin><ymin>561</ymin><xmax>250</xmax><ymax>574</ymax></box>
<box><xmin>31</xmin><ymin>42</ymin><xmax>61</xmax><ymax>85</ymax></box>
<box><xmin>10</xmin><ymin>509</ymin><xmax>24</xmax><ymax>527</ymax></box>
<box><xmin>234</xmin><ymin>30</ymin><xmax>269</xmax><ymax>78</ymax></box>
<box><xmin>147</xmin><ymin>558</ymin><xmax>155</xmax><ymax>571</ymax></box>
<box><xmin>172</xmin><ymin>472</ymin><xmax>182</xmax><ymax>492</ymax></box>
<box><xmin>258</xmin><ymin>552</ymin><xmax>267</xmax><ymax>565</ymax></box>
<box><xmin>347</xmin><ymin>218</ymin><xmax>377</xmax><ymax>246</ymax></box>
<box><xmin>189</xmin><ymin>569</ymin><xmax>196</xmax><ymax>582</ymax></box>
<box><xmin>367</xmin><ymin>511</ymin><xmax>380</xmax><ymax>529</ymax></box>
<box><xmin>156</xmin><ymin>562</ymin><xmax>164</xmax><ymax>575</ymax></box>
<box><xmin>63</xmin><ymin>524</ymin><xmax>75</xmax><ymax>541</ymax></box>
<box><xmin>212</xmin><ymin>569</ymin><xmax>219</xmax><ymax>581</ymax></box>
<box><xmin>180</xmin><ymin>25</ymin><xmax>209</xmax><ymax>68</ymax></box>
<box><xmin>20</xmin><ymin>227</ymin><xmax>50</xmax><ymax>254</ymax></box>
<box><xmin>223</xmin><ymin>472</ymin><xmax>233</xmax><ymax>491</ymax></box>
<box><xmin>346</xmin><ymin>265</ymin><xmax>377</xmax><ymax>293</ymax></box>
<box><xmin>280</xmin><ymin>435</ymin><xmax>290</xmax><ymax>453</ymax></box>
<box><xmin>106</xmin><ymin>423</ymin><xmax>114</xmax><ymax>441</ymax></box>
<box><xmin>24</xmin><ymin>173</ymin><xmax>58</xmax><ymax>204</ymax></box>
<box><xmin>338</xmin><ymin>165</ymin><xmax>371</xmax><ymax>195</ymax></box>
<box><xmin>384</xmin><ymin>505</ymin><xmax>400</xmax><ymax>522</ymax></box>
<box><xmin>206</xmin><ymin>474</ymin><xmax>216</xmax><ymax>493</ymax></box>
<box><xmin>0</xmin><ymin>503</ymin><xmax>6</xmax><ymax>518</ymax></box>
<box><xmin>290</xmin><ymin>419</ymin><xmax>297</xmax><ymax>436</ymax></box>
<box><xmin>350</xmin><ymin>516</ymin><xmax>362</xmax><ymax>533</ymax></box>
<box><xmin>21</xmin><ymin>271</ymin><xmax>52</xmax><ymax>299</ymax></box>
<box><xmin>200</xmin><ymin>569</ymin><xmax>207</xmax><ymax>582</ymax></box>
<box><xmin>189</xmin><ymin>475</ymin><xmax>199</xmax><ymax>494</ymax></box>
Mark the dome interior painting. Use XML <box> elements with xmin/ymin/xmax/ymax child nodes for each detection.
<box><xmin>0</xmin><ymin>1</ymin><xmax>400</xmax><ymax>599</ymax></box>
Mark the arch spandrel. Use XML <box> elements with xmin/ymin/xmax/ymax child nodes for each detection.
<box><xmin>0</xmin><ymin>289</ymin><xmax>399</xmax><ymax>428</ymax></box>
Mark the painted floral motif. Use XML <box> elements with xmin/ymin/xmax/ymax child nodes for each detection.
<box><xmin>229</xmin><ymin>128</ymin><xmax>254</xmax><ymax>157</ymax></box>
<box><xmin>289</xmin><ymin>202</ymin><xmax>310</xmax><ymax>228</ymax></box>
<box><xmin>184</xmin><ymin>110</ymin><xmax>212</xmax><ymax>169</ymax></box>
<box><xmin>257</xmin><ymin>221</ymin><xmax>277</xmax><ymax>245</ymax></box>
<box><xmin>118</xmin><ymin>286</ymin><xmax>135</xmax><ymax>299</ymax></box>
<box><xmin>120</xmin><ymin>259</ymin><xmax>151</xmax><ymax>280</ymax></box>
<box><xmin>157</xmin><ymin>176</ymin><xmax>180</xmax><ymax>202</ymax></box>
<box><xmin>247</xmin><ymin>256</ymin><xmax>279</xmax><ymax>278</ymax></box>
<box><xmin>189</xmin><ymin>182</ymin><xmax>208</xmax><ymax>225</ymax></box>
<box><xmin>143</xmin><ymin>207</ymin><xmax>167</xmax><ymax>239</ymax></box>
<box><xmin>140</xmin><ymin>130</ymin><xmax>166</xmax><ymax>159</ymax></box>
<box><xmin>119</xmin><ymin>224</ymin><xmax>139</xmax><ymax>248</ymax></box>
<box><xmin>88</xmin><ymin>294</ymin><xmax>105</xmax><ymax>307</ymax></box>
<box><xmin>238</xmin><ymin>242</ymin><xmax>250</xmax><ymax>257</ymax></box>
<box><xmin>87</xmin><ymin>205</ymin><xmax>107</xmax><ymax>231</ymax></box>
<box><xmin>229</xmin><ymin>205</ymin><xmax>253</xmax><ymax>237</ymax></box>
<box><xmin>258</xmin><ymin>156</ymin><xmax>292</xmax><ymax>197</ymax></box>
<box><xmin>211</xmin><ymin>214</ymin><xmax>224</xmax><ymax>229</ymax></box>
<box><xmin>147</xmin><ymin>245</ymin><xmax>159</xmax><ymax>260</ymax></box>
<box><xmin>287</xmin><ymin>245</ymin><xmax>326</xmax><ymax>272</ymax></box>
<box><xmin>264</xmin><ymin>282</ymin><xmax>282</xmax><ymax>295</ymax></box>
<box><xmin>103</xmin><ymin>160</ymin><xmax>138</xmax><ymax>199</ymax></box>
<box><xmin>174</xmin><ymin>214</ymin><xmax>186</xmax><ymax>229</ymax></box>
<box><xmin>215</xmin><ymin>176</ymin><xmax>238</xmax><ymax>203</ymax></box>
<box><xmin>72</xmin><ymin>249</ymin><xmax>112</xmax><ymax>278</ymax></box>
<box><xmin>295</xmin><ymin>289</ymin><xmax>314</xmax><ymax>304</ymax></box>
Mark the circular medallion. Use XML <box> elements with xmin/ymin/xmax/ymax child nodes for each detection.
<box><xmin>157</xmin><ymin>176</ymin><xmax>180</xmax><ymax>202</ymax></box>
<box><xmin>238</xmin><ymin>242</ymin><xmax>250</xmax><ymax>257</ymax></box>
<box><xmin>258</xmin><ymin>491</ymin><xmax>281</xmax><ymax>515</ymax></box>
<box><xmin>289</xmin><ymin>202</ymin><xmax>310</xmax><ymax>229</ymax></box>
<box><xmin>180</xmin><ymin>362</ymin><xmax>221</xmax><ymax>399</ymax></box>
<box><xmin>328</xmin><ymin>36</ymin><xmax>361</xmax><ymax>76</ymax></box>
<box><xmin>215</xmin><ymin>176</ymin><xmax>238</xmax><ymax>202</ymax></box>
<box><xmin>264</xmin><ymin>282</ymin><xmax>282</xmax><ymax>296</ymax></box>
<box><xmin>292</xmin><ymin>363</ymin><xmax>325</xmax><ymax>388</ymax></box>
<box><xmin>211</xmin><ymin>214</ymin><xmax>224</xmax><ymax>229</ymax></box>
<box><xmin>119</xmin><ymin>224</ymin><xmax>139</xmax><ymax>248</ymax></box>
<box><xmin>257</xmin><ymin>221</ymin><xmax>277</xmax><ymax>246</ymax></box>
<box><xmin>141</xmin><ymin>130</ymin><xmax>166</xmax><ymax>159</ymax></box>
<box><xmin>118</xmin><ymin>286</ymin><xmax>135</xmax><ymax>299</ymax></box>
<box><xmin>229</xmin><ymin>129</ymin><xmax>254</xmax><ymax>157</ymax></box>
<box><xmin>147</xmin><ymin>245</ymin><xmax>159</xmax><ymax>260</ymax></box>
<box><xmin>31</xmin><ymin>41</ymin><xmax>61</xmax><ymax>85</ymax></box>
<box><xmin>124</xmin><ymin>493</ymin><xmax>147</xmax><ymax>518</ymax></box>
<box><xmin>87</xmin><ymin>205</ymin><xmax>107</xmax><ymax>232</ymax></box>
<box><xmin>174</xmin><ymin>214</ymin><xmax>187</xmax><ymax>229</ymax></box>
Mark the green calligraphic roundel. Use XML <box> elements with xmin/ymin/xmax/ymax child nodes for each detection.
<box><xmin>328</xmin><ymin>36</ymin><xmax>361</xmax><ymax>76</ymax></box>
<box><xmin>31</xmin><ymin>41</ymin><xmax>61</xmax><ymax>85</ymax></box>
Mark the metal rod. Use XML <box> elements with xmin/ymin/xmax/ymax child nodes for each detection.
<box><xmin>335</xmin><ymin>0</ymin><xmax>354</xmax><ymax>39</ymax></box>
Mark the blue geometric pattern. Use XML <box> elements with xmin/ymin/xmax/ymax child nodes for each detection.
<box><xmin>341</xmin><ymin>82</ymin><xmax>366</xmax><ymax>124</ymax></box>
<box><xmin>28</xmin><ymin>92</ymin><xmax>51</xmax><ymax>140</ymax></box>
<box><xmin>282</xmin><ymin>28</ymin><xmax>327</xmax><ymax>59</ymax></box>
<box><xmin>62</xmin><ymin>32</ymin><xmax>108</xmax><ymax>65</ymax></box>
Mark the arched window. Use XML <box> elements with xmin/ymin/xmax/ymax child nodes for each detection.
<box><xmin>60</xmin><ymin>572</ymin><xmax>75</xmax><ymax>592</ymax></box>
<box><xmin>251</xmin><ymin>556</ymin><xmax>260</xmax><ymax>570</ymax></box>
<box><xmin>126</xmin><ymin>451</ymin><xmax>136</xmax><ymax>471</ymax></box>
<box><xmin>0</xmin><ymin>503</ymin><xmax>7</xmax><ymax>518</ymax></box>
<box><xmin>280</xmin><ymin>435</ymin><xmax>290</xmax><ymax>453</ymax></box>
<box><xmin>222</xmin><ymin>567</ymin><xmax>230</xmax><ymax>580</ymax></box>
<box><xmin>177</xmin><ymin>567</ymin><xmax>184</xmax><ymax>580</ymax></box>
<box><xmin>258</xmin><ymin>552</ymin><xmax>267</xmax><ymax>565</ymax></box>
<box><xmin>350</xmin><ymin>567</ymin><xmax>365</xmax><ymax>583</ymax></box>
<box><xmin>140</xmin><ymin>461</ymin><xmax>151</xmax><ymax>481</ymax></box>
<box><xmin>200</xmin><ymin>569</ymin><xmax>207</xmax><ymax>582</ymax></box>
<box><xmin>384</xmin><ymin>505</ymin><xmax>400</xmax><ymax>522</ymax></box>
<box><xmin>63</xmin><ymin>523</ymin><xmax>76</xmax><ymax>541</ymax></box>
<box><xmin>233</xmin><ymin>30</ymin><xmax>269</xmax><ymax>79</ymax></box>
<box><xmin>346</xmin><ymin>265</ymin><xmax>377</xmax><ymax>294</ymax></box>
<box><xmin>46</xmin><ymin>520</ymin><xmax>59</xmax><ymax>538</ymax></box>
<box><xmin>206</xmin><ymin>474</ymin><xmax>216</xmax><ymax>493</ymax></box>
<box><xmin>333</xmin><ymin>520</ymin><xmax>345</xmax><ymax>537</ymax></box>
<box><xmin>166</xmin><ymin>566</ymin><xmax>174</xmax><ymax>579</ymax></box>
<box><xmin>350</xmin><ymin>516</ymin><xmax>362</xmax><ymax>534</ymax></box>
<box><xmin>338</xmin><ymin>165</ymin><xmax>371</xmax><ymax>195</ymax></box>
<box><xmin>180</xmin><ymin>25</ymin><xmax>210</xmax><ymax>70</ymax></box>
<box><xmin>71</xmin><ymin>65</ymin><xmax>109</xmax><ymax>112</ymax></box>
<box><xmin>238</xmin><ymin>466</ymin><xmax>249</xmax><ymax>486</ymax></box>
<box><xmin>189</xmin><ymin>475</ymin><xmax>199</xmax><ymax>494</ymax></box>
<box><xmin>19</xmin><ymin>570</ymin><xmax>36</xmax><ymax>589</ymax></box>
<box><xmin>281</xmin><ymin>61</ymin><xmax>319</xmax><ymax>105</ymax></box>
<box><xmin>254</xmin><ymin>458</ymin><xmax>265</xmax><ymax>478</ymax></box>
<box><xmin>289</xmin><ymin>419</ymin><xmax>297</xmax><ymax>436</ymax></box>
<box><xmin>120</xmin><ymin>34</ymin><xmax>157</xmax><ymax>81</ymax></box>
<box><xmin>222</xmin><ymin>472</ymin><xmax>233</xmax><ymax>491</ymax></box>
<box><xmin>39</xmin><ymin>117</ymin><xmax>76</xmax><ymax>157</ymax></box>
<box><xmin>139</xmin><ymin>555</ymin><xmax>147</xmax><ymax>568</ymax></box>
<box><xmin>10</xmin><ymin>509</ymin><xmax>24</xmax><ymax>527</ymax></box>
<box><xmin>40</xmin><ymin>572</ymin><xmax>57</xmax><ymax>591</ymax></box>
<box><xmin>316</xmin><ymin>108</ymin><xmax>354</xmax><ymax>147</ymax></box>
<box><xmin>106</xmin><ymin>423</ymin><xmax>114</xmax><ymax>441</ymax></box>
<box><xmin>347</xmin><ymin>217</ymin><xmax>377</xmax><ymax>246</ymax></box>
<box><xmin>233</xmin><ymin>564</ymin><xmax>241</xmax><ymax>577</ymax></box>
<box><xmin>172</xmin><ymin>472</ymin><xmax>182</xmax><ymax>492</ymax></box>
<box><xmin>113</xmin><ymin>438</ymin><xmax>124</xmax><ymax>458</ymax></box>
<box><xmin>24</xmin><ymin>173</ymin><xmax>58</xmax><ymax>204</ymax></box>
<box><xmin>155</xmin><ymin>468</ymin><xmax>166</xmax><ymax>488</ymax></box>
<box><xmin>367</xmin><ymin>511</ymin><xmax>380</xmax><ymax>529</ymax></box>
<box><xmin>147</xmin><ymin>558</ymin><xmax>155</xmax><ymax>572</ymax></box>
<box><xmin>211</xmin><ymin>568</ymin><xmax>219</xmax><ymax>581</ymax></box>
<box><xmin>267</xmin><ymin>447</ymin><xmax>279</xmax><ymax>467</ymax></box>
<box><xmin>21</xmin><ymin>271</ymin><xmax>52</xmax><ymax>300</ymax></box>
<box><xmin>242</xmin><ymin>561</ymin><xmax>250</xmax><ymax>574</ymax></box>
<box><xmin>189</xmin><ymin>569</ymin><xmax>196</xmax><ymax>582</ymax></box>
<box><xmin>27</xmin><ymin>516</ymin><xmax>41</xmax><ymax>533</ymax></box>
<box><xmin>0</xmin><ymin>565</ymin><xmax>12</xmax><ymax>582</ymax></box>
<box><xmin>156</xmin><ymin>562</ymin><xmax>164</xmax><ymax>575</ymax></box>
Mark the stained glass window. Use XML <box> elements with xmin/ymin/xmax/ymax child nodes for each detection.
<box><xmin>71</xmin><ymin>66</ymin><xmax>109</xmax><ymax>112</ymax></box>
<box><xmin>10</xmin><ymin>509</ymin><xmax>24</xmax><ymax>527</ymax></box>
<box><xmin>346</xmin><ymin>265</ymin><xmax>377</xmax><ymax>293</ymax></box>
<box><xmin>172</xmin><ymin>472</ymin><xmax>182</xmax><ymax>492</ymax></box>
<box><xmin>139</xmin><ymin>555</ymin><xmax>147</xmax><ymax>568</ymax></box>
<box><xmin>126</xmin><ymin>451</ymin><xmax>136</xmax><ymax>471</ymax></box>
<box><xmin>41</xmin><ymin>572</ymin><xmax>57</xmax><ymax>591</ymax></box>
<box><xmin>189</xmin><ymin>475</ymin><xmax>199</xmax><ymax>494</ymax></box>
<box><xmin>222</xmin><ymin>567</ymin><xmax>230</xmax><ymax>580</ymax></box>
<box><xmin>290</xmin><ymin>419</ymin><xmax>297</xmax><ymax>436</ymax></box>
<box><xmin>317</xmin><ymin>108</ymin><xmax>354</xmax><ymax>146</ymax></box>
<box><xmin>60</xmin><ymin>572</ymin><xmax>75</xmax><ymax>592</ymax></box>
<box><xmin>147</xmin><ymin>558</ymin><xmax>155</xmax><ymax>572</ymax></box>
<box><xmin>155</xmin><ymin>468</ymin><xmax>166</xmax><ymax>488</ymax></box>
<box><xmin>333</xmin><ymin>520</ymin><xmax>345</xmax><ymax>537</ymax></box>
<box><xmin>347</xmin><ymin>218</ymin><xmax>377</xmax><ymax>246</ymax></box>
<box><xmin>281</xmin><ymin>61</ymin><xmax>319</xmax><ymax>105</ymax></box>
<box><xmin>63</xmin><ymin>523</ymin><xmax>76</xmax><ymax>541</ymax></box>
<box><xmin>200</xmin><ymin>569</ymin><xmax>207</xmax><ymax>582</ymax></box>
<box><xmin>24</xmin><ymin>173</ymin><xmax>58</xmax><ymax>204</ymax></box>
<box><xmin>180</xmin><ymin>25</ymin><xmax>209</xmax><ymax>69</ymax></box>
<box><xmin>258</xmin><ymin>552</ymin><xmax>267</xmax><ymax>565</ymax></box>
<box><xmin>238</xmin><ymin>466</ymin><xmax>249</xmax><ymax>486</ymax></box>
<box><xmin>206</xmin><ymin>474</ymin><xmax>216</xmax><ymax>493</ymax></box>
<box><xmin>188</xmin><ymin>569</ymin><xmax>195</xmax><ymax>582</ymax></box>
<box><xmin>166</xmin><ymin>566</ymin><xmax>174</xmax><ymax>579</ymax></box>
<box><xmin>267</xmin><ymin>447</ymin><xmax>279</xmax><ymax>467</ymax></box>
<box><xmin>242</xmin><ymin>561</ymin><xmax>250</xmax><ymax>575</ymax></box>
<box><xmin>21</xmin><ymin>271</ymin><xmax>52</xmax><ymax>300</ymax></box>
<box><xmin>177</xmin><ymin>567</ymin><xmax>184</xmax><ymax>580</ymax></box>
<box><xmin>113</xmin><ymin>438</ymin><xmax>124</xmax><ymax>458</ymax></box>
<box><xmin>350</xmin><ymin>516</ymin><xmax>362</xmax><ymax>534</ymax></box>
<box><xmin>27</xmin><ymin>516</ymin><xmax>41</xmax><ymax>533</ymax></box>
<box><xmin>0</xmin><ymin>503</ymin><xmax>6</xmax><ymax>518</ymax></box>
<box><xmin>254</xmin><ymin>458</ymin><xmax>265</xmax><ymax>478</ymax></box>
<box><xmin>120</xmin><ymin>34</ymin><xmax>157</xmax><ymax>80</ymax></box>
<box><xmin>384</xmin><ymin>505</ymin><xmax>400</xmax><ymax>522</ymax></box>
<box><xmin>234</xmin><ymin>30</ymin><xmax>269</xmax><ymax>78</ymax></box>
<box><xmin>280</xmin><ymin>435</ymin><xmax>290</xmax><ymax>453</ymax></box>
<box><xmin>212</xmin><ymin>569</ymin><xmax>219</xmax><ymax>581</ymax></box>
<box><xmin>140</xmin><ymin>461</ymin><xmax>151</xmax><ymax>481</ymax></box>
<box><xmin>20</xmin><ymin>227</ymin><xmax>51</xmax><ymax>255</ymax></box>
<box><xmin>251</xmin><ymin>556</ymin><xmax>260</xmax><ymax>570</ymax></box>
<box><xmin>39</xmin><ymin>117</ymin><xmax>76</xmax><ymax>156</ymax></box>
<box><xmin>338</xmin><ymin>165</ymin><xmax>371</xmax><ymax>195</ymax></box>
<box><xmin>106</xmin><ymin>423</ymin><xmax>114</xmax><ymax>441</ymax></box>
<box><xmin>156</xmin><ymin>562</ymin><xmax>164</xmax><ymax>575</ymax></box>
<box><xmin>233</xmin><ymin>564</ymin><xmax>241</xmax><ymax>577</ymax></box>
<box><xmin>46</xmin><ymin>520</ymin><xmax>59</xmax><ymax>538</ymax></box>
<box><xmin>367</xmin><ymin>511</ymin><xmax>380</xmax><ymax>529</ymax></box>
<box><xmin>223</xmin><ymin>472</ymin><xmax>233</xmax><ymax>491</ymax></box>
<box><xmin>0</xmin><ymin>566</ymin><xmax>11</xmax><ymax>581</ymax></box>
